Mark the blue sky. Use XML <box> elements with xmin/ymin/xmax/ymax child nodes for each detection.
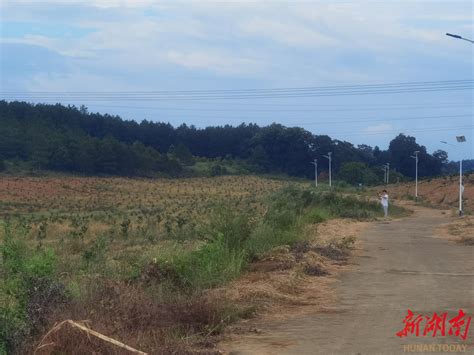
<box><xmin>1</xmin><ymin>0</ymin><xmax>472</xmax><ymax>160</ymax></box>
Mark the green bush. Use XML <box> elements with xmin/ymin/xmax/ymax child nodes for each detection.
<box><xmin>244</xmin><ymin>223</ymin><xmax>299</xmax><ymax>259</ymax></box>
<box><xmin>172</xmin><ymin>234</ymin><xmax>247</xmax><ymax>290</ymax></box>
<box><xmin>0</xmin><ymin>222</ymin><xmax>60</xmax><ymax>353</ymax></box>
<box><xmin>202</xmin><ymin>207</ymin><xmax>254</xmax><ymax>250</ymax></box>
<box><xmin>303</xmin><ymin>208</ymin><xmax>332</xmax><ymax>224</ymax></box>
<box><xmin>157</xmin><ymin>207</ymin><xmax>254</xmax><ymax>290</ymax></box>
<box><xmin>82</xmin><ymin>235</ymin><xmax>108</xmax><ymax>266</ymax></box>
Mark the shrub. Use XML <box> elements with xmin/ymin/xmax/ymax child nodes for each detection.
<box><xmin>203</xmin><ymin>207</ymin><xmax>254</xmax><ymax>250</ymax></box>
<box><xmin>303</xmin><ymin>208</ymin><xmax>332</xmax><ymax>224</ymax></box>
<box><xmin>0</xmin><ymin>222</ymin><xmax>62</xmax><ymax>353</ymax></box>
<box><xmin>165</xmin><ymin>234</ymin><xmax>247</xmax><ymax>290</ymax></box>
<box><xmin>175</xmin><ymin>209</ymin><xmax>250</xmax><ymax>288</ymax></box>
<box><xmin>82</xmin><ymin>235</ymin><xmax>108</xmax><ymax>266</ymax></box>
<box><xmin>244</xmin><ymin>223</ymin><xmax>299</xmax><ymax>259</ymax></box>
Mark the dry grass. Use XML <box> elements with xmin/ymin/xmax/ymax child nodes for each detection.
<box><xmin>0</xmin><ymin>176</ymin><xmax>285</xmax><ymax>216</ymax></box>
<box><xmin>24</xmin><ymin>278</ymin><xmax>239</xmax><ymax>354</ymax></box>
<box><xmin>436</xmin><ymin>215</ymin><xmax>474</xmax><ymax>245</ymax></box>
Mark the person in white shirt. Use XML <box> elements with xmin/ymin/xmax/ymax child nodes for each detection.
<box><xmin>379</xmin><ymin>189</ymin><xmax>389</xmax><ymax>217</ymax></box>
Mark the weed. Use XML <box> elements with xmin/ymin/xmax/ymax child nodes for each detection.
<box><xmin>36</xmin><ymin>222</ymin><xmax>47</xmax><ymax>248</ymax></box>
<box><xmin>120</xmin><ymin>218</ymin><xmax>130</xmax><ymax>239</ymax></box>
<box><xmin>82</xmin><ymin>235</ymin><xmax>108</xmax><ymax>267</ymax></box>
<box><xmin>0</xmin><ymin>222</ymin><xmax>62</xmax><ymax>354</ymax></box>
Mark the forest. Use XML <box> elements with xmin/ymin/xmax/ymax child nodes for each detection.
<box><xmin>0</xmin><ymin>100</ymin><xmax>467</xmax><ymax>183</ymax></box>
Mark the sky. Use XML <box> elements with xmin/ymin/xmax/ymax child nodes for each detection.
<box><xmin>0</xmin><ymin>0</ymin><xmax>473</xmax><ymax>160</ymax></box>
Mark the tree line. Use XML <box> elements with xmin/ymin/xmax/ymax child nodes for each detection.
<box><xmin>0</xmin><ymin>101</ymin><xmax>463</xmax><ymax>183</ymax></box>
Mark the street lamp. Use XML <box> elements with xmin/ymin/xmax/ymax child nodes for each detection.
<box><xmin>411</xmin><ymin>151</ymin><xmax>420</xmax><ymax>198</ymax></box>
<box><xmin>441</xmin><ymin>136</ymin><xmax>467</xmax><ymax>216</ymax></box>
<box><xmin>323</xmin><ymin>152</ymin><xmax>332</xmax><ymax>188</ymax></box>
<box><xmin>446</xmin><ymin>33</ymin><xmax>474</xmax><ymax>44</ymax></box>
<box><xmin>445</xmin><ymin>32</ymin><xmax>470</xmax><ymax>214</ymax></box>
<box><xmin>310</xmin><ymin>159</ymin><xmax>318</xmax><ymax>187</ymax></box>
<box><xmin>383</xmin><ymin>163</ymin><xmax>390</xmax><ymax>184</ymax></box>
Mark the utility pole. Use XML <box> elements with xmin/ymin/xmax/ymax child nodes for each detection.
<box><xmin>386</xmin><ymin>163</ymin><xmax>390</xmax><ymax>184</ymax></box>
<box><xmin>310</xmin><ymin>159</ymin><xmax>318</xmax><ymax>187</ymax></box>
<box><xmin>459</xmin><ymin>157</ymin><xmax>463</xmax><ymax>215</ymax></box>
<box><xmin>323</xmin><ymin>152</ymin><xmax>332</xmax><ymax>188</ymax></box>
<box><xmin>456</xmin><ymin>136</ymin><xmax>466</xmax><ymax>216</ymax></box>
<box><xmin>441</xmin><ymin>137</ymin><xmax>466</xmax><ymax>216</ymax></box>
<box><xmin>411</xmin><ymin>151</ymin><xmax>419</xmax><ymax>198</ymax></box>
<box><xmin>382</xmin><ymin>166</ymin><xmax>387</xmax><ymax>185</ymax></box>
<box><xmin>383</xmin><ymin>163</ymin><xmax>390</xmax><ymax>184</ymax></box>
<box><xmin>444</xmin><ymin>33</ymin><xmax>470</xmax><ymax>214</ymax></box>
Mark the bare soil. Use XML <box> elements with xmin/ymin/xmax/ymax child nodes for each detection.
<box><xmin>386</xmin><ymin>173</ymin><xmax>473</xmax><ymax>213</ymax></box>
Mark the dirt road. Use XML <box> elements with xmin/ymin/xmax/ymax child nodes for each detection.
<box><xmin>221</xmin><ymin>207</ymin><xmax>474</xmax><ymax>354</ymax></box>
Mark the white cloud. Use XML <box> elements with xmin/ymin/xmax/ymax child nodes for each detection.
<box><xmin>2</xmin><ymin>0</ymin><xmax>472</xmax><ymax>88</ymax></box>
<box><xmin>25</xmin><ymin>71</ymin><xmax>136</xmax><ymax>92</ymax></box>
<box><xmin>363</xmin><ymin>123</ymin><xmax>394</xmax><ymax>134</ymax></box>
<box><xmin>165</xmin><ymin>49</ymin><xmax>261</xmax><ymax>75</ymax></box>
<box><xmin>3</xmin><ymin>0</ymin><xmax>156</xmax><ymax>8</ymax></box>
<box><xmin>239</xmin><ymin>18</ymin><xmax>338</xmax><ymax>48</ymax></box>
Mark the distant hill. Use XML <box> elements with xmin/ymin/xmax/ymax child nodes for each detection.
<box><xmin>0</xmin><ymin>100</ymin><xmax>449</xmax><ymax>181</ymax></box>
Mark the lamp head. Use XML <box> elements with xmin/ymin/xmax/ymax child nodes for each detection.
<box><xmin>446</xmin><ymin>33</ymin><xmax>462</xmax><ymax>39</ymax></box>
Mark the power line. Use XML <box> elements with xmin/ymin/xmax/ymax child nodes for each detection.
<box><xmin>4</xmin><ymin>97</ymin><xmax>469</xmax><ymax>126</ymax></box>
<box><xmin>291</xmin><ymin>114</ymin><xmax>472</xmax><ymax>126</ymax></box>
<box><xmin>13</xmin><ymin>99</ymin><xmax>471</xmax><ymax>109</ymax></box>
<box><xmin>2</xmin><ymin>80</ymin><xmax>472</xmax><ymax>101</ymax></box>
<box><xmin>3</xmin><ymin>87</ymin><xmax>472</xmax><ymax>101</ymax></box>
<box><xmin>4</xmin><ymin>87</ymin><xmax>470</xmax><ymax>100</ymax></box>
<box><xmin>326</xmin><ymin>125</ymin><xmax>474</xmax><ymax>137</ymax></box>
<box><xmin>3</xmin><ymin>79</ymin><xmax>472</xmax><ymax>95</ymax></box>
<box><xmin>71</xmin><ymin>113</ymin><xmax>470</xmax><ymax>125</ymax></box>
<box><xmin>68</xmin><ymin>102</ymin><xmax>473</xmax><ymax>113</ymax></box>
<box><xmin>65</xmin><ymin>110</ymin><xmax>472</xmax><ymax>125</ymax></box>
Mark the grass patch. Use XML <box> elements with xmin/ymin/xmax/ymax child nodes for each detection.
<box><xmin>151</xmin><ymin>185</ymin><xmax>394</xmax><ymax>291</ymax></box>
<box><xmin>0</xmin><ymin>221</ymin><xmax>66</xmax><ymax>354</ymax></box>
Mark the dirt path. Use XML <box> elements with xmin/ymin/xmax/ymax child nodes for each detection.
<box><xmin>220</xmin><ymin>206</ymin><xmax>474</xmax><ymax>354</ymax></box>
